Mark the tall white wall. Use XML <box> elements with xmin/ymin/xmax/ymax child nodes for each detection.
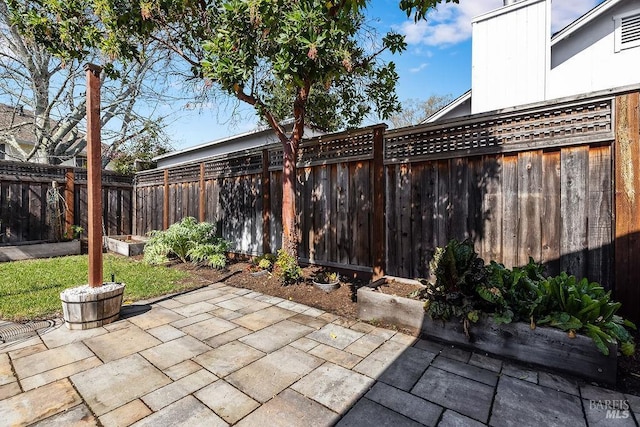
<box><xmin>548</xmin><ymin>1</ymin><xmax>640</xmax><ymax>100</ymax></box>
<box><xmin>471</xmin><ymin>0</ymin><xmax>550</xmax><ymax>114</ymax></box>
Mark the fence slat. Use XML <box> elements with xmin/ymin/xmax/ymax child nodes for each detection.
<box><xmin>541</xmin><ymin>150</ymin><xmax>561</xmax><ymax>276</ymax></box>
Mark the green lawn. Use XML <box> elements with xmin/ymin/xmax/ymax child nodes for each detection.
<box><xmin>0</xmin><ymin>254</ymin><xmax>199</xmax><ymax>321</ymax></box>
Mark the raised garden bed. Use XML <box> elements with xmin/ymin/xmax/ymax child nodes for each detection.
<box><xmin>0</xmin><ymin>240</ymin><xmax>81</xmax><ymax>262</ymax></box>
<box><xmin>358</xmin><ymin>276</ymin><xmax>617</xmax><ymax>384</ymax></box>
<box><xmin>104</xmin><ymin>235</ymin><xmax>148</xmax><ymax>257</ymax></box>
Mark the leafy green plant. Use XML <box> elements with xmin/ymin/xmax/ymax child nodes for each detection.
<box><xmin>314</xmin><ymin>271</ymin><xmax>339</xmax><ymax>284</ymax></box>
<box><xmin>64</xmin><ymin>225</ymin><xmax>84</xmax><ymax>240</ymax></box>
<box><xmin>275</xmin><ymin>249</ymin><xmax>302</xmax><ymax>285</ymax></box>
<box><xmin>251</xmin><ymin>253</ymin><xmax>277</xmax><ymax>271</ymax></box>
<box><xmin>143</xmin><ymin>217</ymin><xmax>230</xmax><ymax>268</ymax></box>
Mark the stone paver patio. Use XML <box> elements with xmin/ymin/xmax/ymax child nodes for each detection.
<box><xmin>0</xmin><ymin>281</ymin><xmax>638</xmax><ymax>426</ymax></box>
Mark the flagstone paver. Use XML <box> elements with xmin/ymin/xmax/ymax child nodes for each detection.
<box><xmin>226</xmin><ymin>346</ymin><xmax>323</xmax><ymax>402</ymax></box>
<box><xmin>146</xmin><ymin>324</ymin><xmax>186</xmax><ymax>342</ymax></box>
<box><xmin>171</xmin><ymin>301</ymin><xmax>217</xmax><ymax>318</ymax></box>
<box><xmin>344</xmin><ymin>333</ymin><xmax>386</xmax><ymax>358</ymax></box>
<box><xmin>365</xmin><ymin>381</ymin><xmax>443</xmax><ymax>426</ymax></box>
<box><xmin>39</xmin><ymin>325</ymin><xmax>107</xmax><ymax>349</ymax></box>
<box><xmin>308</xmin><ymin>343</ymin><xmax>363</xmax><ymax>369</ymax></box>
<box><xmin>179</xmin><ymin>317</ymin><xmax>238</xmax><ymax>341</ymax></box>
<box><xmin>490</xmin><ymin>375</ymin><xmax>586</xmax><ymax>427</ymax></box>
<box><xmin>142</xmin><ymin>369</ymin><xmax>217</xmax><ymax>411</ymax></box>
<box><xmin>0</xmin><ymin>353</ymin><xmax>15</xmax><ymax>385</ymax></box>
<box><xmin>194</xmin><ymin>341</ymin><xmax>265</xmax><ymax>377</ymax></box>
<box><xmin>98</xmin><ymin>399</ymin><xmax>152</xmax><ymax>427</ymax></box>
<box><xmin>126</xmin><ymin>306</ymin><xmax>185</xmax><ymax>330</ymax></box>
<box><xmin>239</xmin><ymin>320</ymin><xmax>314</xmax><ymax>353</ymax></box>
<box><xmin>83</xmin><ymin>325</ymin><xmax>161</xmax><ymax>362</ymax></box>
<box><xmin>131</xmin><ymin>395</ymin><xmax>227</xmax><ymax>427</ymax></box>
<box><xmin>337</xmin><ymin>397</ymin><xmax>423</xmax><ymax>427</ymax></box>
<box><xmin>235</xmin><ymin>388</ymin><xmax>339</xmax><ymax>427</ymax></box>
<box><xmin>139</xmin><ymin>335</ymin><xmax>211</xmax><ymax>370</ymax></box>
<box><xmin>468</xmin><ymin>352</ymin><xmax>503</xmax><ymax>373</ymax></box>
<box><xmin>195</xmin><ymin>379</ymin><xmax>260</xmax><ymax>424</ymax></box>
<box><xmin>431</xmin><ymin>355</ymin><xmax>499</xmax><ymax>387</ymax></box>
<box><xmin>162</xmin><ymin>360</ymin><xmax>202</xmax><ymax>381</ymax></box>
<box><xmin>291</xmin><ymin>362</ymin><xmax>374</xmax><ymax>413</ymax></box>
<box><xmin>20</xmin><ymin>355</ymin><xmax>102</xmax><ymax>391</ymax></box>
<box><xmin>438</xmin><ymin>410</ymin><xmax>486</xmax><ymax>427</ymax></box>
<box><xmin>170</xmin><ymin>312</ymin><xmax>213</xmax><ymax>328</ymax></box>
<box><xmin>12</xmin><ymin>341</ymin><xmax>94</xmax><ymax>378</ymax></box>
<box><xmin>8</xmin><ymin>343</ymin><xmax>48</xmax><ymax>359</ymax></box>
<box><xmin>204</xmin><ymin>325</ymin><xmax>252</xmax><ymax>348</ymax></box>
<box><xmin>307</xmin><ymin>323</ymin><xmax>364</xmax><ymax>350</ymax></box>
<box><xmin>232</xmin><ymin>305</ymin><xmax>297</xmax><ymax>331</ymax></box>
<box><xmin>412</xmin><ymin>367</ymin><xmax>494</xmax><ymax>423</ymax></box>
<box><xmin>71</xmin><ymin>353</ymin><xmax>171</xmax><ymax>416</ymax></box>
<box><xmin>0</xmin><ymin>382</ymin><xmax>21</xmax><ymax>400</ymax></box>
<box><xmin>30</xmin><ymin>403</ymin><xmax>97</xmax><ymax>426</ymax></box>
<box><xmin>0</xmin><ymin>379</ymin><xmax>82</xmax><ymax>425</ymax></box>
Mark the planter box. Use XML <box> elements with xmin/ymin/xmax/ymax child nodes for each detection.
<box><xmin>358</xmin><ymin>278</ymin><xmax>617</xmax><ymax>384</ymax></box>
<box><xmin>104</xmin><ymin>235</ymin><xmax>147</xmax><ymax>256</ymax></box>
<box><xmin>0</xmin><ymin>240</ymin><xmax>81</xmax><ymax>262</ymax></box>
<box><xmin>61</xmin><ymin>282</ymin><xmax>125</xmax><ymax>330</ymax></box>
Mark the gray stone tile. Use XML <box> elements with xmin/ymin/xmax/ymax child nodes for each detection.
<box><xmin>254</xmin><ymin>294</ymin><xmax>286</xmax><ymax>305</ymax></box>
<box><xmin>366</xmin><ymin>381</ymin><xmax>443</xmax><ymax>426</ymax></box>
<box><xmin>0</xmin><ymin>382</ymin><xmax>21</xmax><ymax>400</ymax></box>
<box><xmin>0</xmin><ymin>336</ymin><xmax>43</xmax><ymax>355</ymax></box>
<box><xmin>0</xmin><ymin>353</ymin><xmax>15</xmax><ymax>385</ymax></box>
<box><xmin>139</xmin><ymin>335</ymin><xmax>211</xmax><ymax>370</ymax></box>
<box><xmin>204</xmin><ymin>326</ymin><xmax>252</xmax><ymax>348</ymax></box>
<box><xmin>309</xmin><ymin>343</ymin><xmax>363</xmax><ymax>369</ymax></box>
<box><xmin>332</xmin><ymin>317</ymin><xmax>358</xmax><ymax>328</ymax></box>
<box><xmin>490</xmin><ymin>375</ymin><xmax>585</xmax><ymax>427</ymax></box>
<box><xmin>127</xmin><ymin>306</ymin><xmax>185</xmax><ymax>330</ymax></box>
<box><xmin>626</xmin><ymin>393</ymin><xmax>640</xmax><ymax>413</ymax></box>
<box><xmin>132</xmin><ymin>395</ymin><xmax>226</xmax><ymax>427</ymax></box>
<box><xmin>173</xmin><ymin>288</ymin><xmax>226</xmax><ymax>304</ymax></box>
<box><xmin>239</xmin><ymin>320</ymin><xmax>314</xmax><ymax>353</ymax></box>
<box><xmin>71</xmin><ymin>353</ymin><xmax>171</xmax><ymax>416</ymax></box>
<box><xmin>538</xmin><ymin>371</ymin><xmax>580</xmax><ymax>396</ymax></box>
<box><xmin>39</xmin><ymin>324</ymin><xmax>107</xmax><ymax>349</ymax></box>
<box><xmin>31</xmin><ymin>403</ymin><xmax>97</xmax><ymax>426</ymax></box>
<box><xmin>0</xmin><ymin>379</ymin><xmax>82</xmax><ymax>425</ymax></box>
<box><xmin>336</xmin><ymin>397</ymin><xmax>423</xmax><ymax>427</ymax></box>
<box><xmin>502</xmin><ymin>362</ymin><xmax>538</xmax><ymax>383</ymax></box>
<box><xmin>146</xmin><ymin>324</ymin><xmax>185</xmax><ymax>342</ymax></box>
<box><xmin>194</xmin><ymin>341</ymin><xmax>265</xmax><ymax>377</ymax></box>
<box><xmin>438</xmin><ymin>410</ymin><xmax>486</xmax><ymax>427</ymax></box>
<box><xmin>468</xmin><ymin>352</ymin><xmax>502</xmax><ymax>373</ymax></box>
<box><xmin>236</xmin><ymin>388</ymin><xmax>338</xmax><ymax>427</ymax></box>
<box><xmin>580</xmin><ymin>383</ymin><xmax>627</xmax><ymax>401</ymax></box>
<box><xmin>172</xmin><ymin>301</ymin><xmax>217</xmax><ymax>318</ymax></box>
<box><xmin>292</xmin><ymin>362</ymin><xmax>374</xmax><ymax>413</ymax></box>
<box><xmin>209</xmin><ymin>307</ymin><xmax>243</xmax><ymax>320</ymax></box>
<box><xmin>226</xmin><ymin>346</ymin><xmax>323</xmax><ymax>402</ymax></box>
<box><xmin>276</xmin><ymin>300</ymin><xmax>309</xmax><ymax>313</ymax></box>
<box><xmin>21</xmin><ymin>356</ymin><xmax>102</xmax><ymax>391</ymax></box>
<box><xmin>353</xmin><ymin>340</ymin><xmax>410</xmax><ymax>379</ymax></box>
<box><xmin>196</xmin><ymin>379</ymin><xmax>260</xmax><ymax>424</ymax></box>
<box><xmin>232</xmin><ymin>306</ymin><xmax>297</xmax><ymax>331</ymax></box>
<box><xmin>414</xmin><ymin>338</ymin><xmax>444</xmax><ymax>354</ymax></box>
<box><xmin>244</xmin><ymin>291</ymin><xmax>263</xmax><ymax>299</ymax></box>
<box><xmin>12</xmin><ymin>341</ymin><xmax>95</xmax><ymax>378</ymax></box>
<box><xmin>217</xmin><ymin>296</ymin><xmax>267</xmax><ymax>312</ymax></box>
<box><xmin>307</xmin><ymin>324</ymin><xmax>364</xmax><ymax>350</ymax></box>
<box><xmin>344</xmin><ymin>334</ymin><xmax>386</xmax><ymax>358</ymax></box>
<box><xmin>412</xmin><ymin>367</ymin><xmax>493</xmax><ymax>423</ymax></box>
<box><xmin>290</xmin><ymin>337</ymin><xmax>321</xmax><ymax>352</ymax></box>
<box><xmin>301</xmin><ymin>307</ymin><xmax>325</xmax><ymax>317</ymax></box>
<box><xmin>368</xmin><ymin>327</ymin><xmax>396</xmax><ymax>340</ymax></box>
<box><xmin>318</xmin><ymin>312</ymin><xmax>339</xmax><ymax>323</ymax></box>
<box><xmin>163</xmin><ymin>360</ymin><xmax>202</xmax><ymax>381</ymax></box>
<box><xmin>349</xmin><ymin>322</ymin><xmax>377</xmax><ymax>334</ymax></box>
<box><xmin>99</xmin><ymin>399</ymin><xmax>151</xmax><ymax>427</ymax></box>
<box><xmin>378</xmin><ymin>346</ymin><xmax>436</xmax><ymax>391</ymax></box>
<box><xmin>391</xmin><ymin>332</ymin><xmax>419</xmax><ymax>346</ymax></box>
<box><xmin>142</xmin><ymin>369</ymin><xmax>217</xmax><ymax>411</ymax></box>
<box><xmin>582</xmin><ymin>398</ymin><xmax>636</xmax><ymax>426</ymax></box>
<box><xmin>180</xmin><ymin>317</ymin><xmax>238</xmax><ymax>341</ymax></box>
<box><xmin>7</xmin><ymin>343</ymin><xmax>47</xmax><ymax>360</ymax></box>
<box><xmin>439</xmin><ymin>346</ymin><xmax>471</xmax><ymax>363</ymax></box>
<box><xmin>431</xmin><ymin>355</ymin><xmax>498</xmax><ymax>386</ymax></box>
<box><xmin>170</xmin><ymin>313</ymin><xmax>213</xmax><ymax>329</ymax></box>
<box><xmin>289</xmin><ymin>313</ymin><xmax>328</xmax><ymax>329</ymax></box>
<box><xmin>156</xmin><ymin>298</ymin><xmax>184</xmax><ymax>309</ymax></box>
<box><xmin>83</xmin><ymin>325</ymin><xmax>161</xmax><ymax>362</ymax></box>
<box><xmin>233</xmin><ymin>288</ymin><xmax>252</xmax><ymax>296</ymax></box>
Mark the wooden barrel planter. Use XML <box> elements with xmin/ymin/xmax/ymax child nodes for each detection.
<box><xmin>60</xmin><ymin>283</ymin><xmax>125</xmax><ymax>330</ymax></box>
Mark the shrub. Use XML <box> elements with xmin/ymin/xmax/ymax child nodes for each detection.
<box><xmin>275</xmin><ymin>249</ymin><xmax>302</xmax><ymax>285</ymax></box>
<box><xmin>143</xmin><ymin>217</ymin><xmax>230</xmax><ymax>268</ymax></box>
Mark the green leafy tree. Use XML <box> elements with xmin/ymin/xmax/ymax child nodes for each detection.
<box><xmin>12</xmin><ymin>0</ymin><xmax>458</xmax><ymax>256</ymax></box>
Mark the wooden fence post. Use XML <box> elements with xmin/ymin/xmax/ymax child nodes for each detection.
<box><xmin>372</xmin><ymin>124</ymin><xmax>387</xmax><ymax>280</ymax></box>
<box><xmin>614</xmin><ymin>91</ymin><xmax>640</xmax><ymax>324</ymax></box>
<box><xmin>64</xmin><ymin>168</ymin><xmax>75</xmax><ymax>233</ymax></box>
<box><xmin>199</xmin><ymin>163</ymin><xmax>206</xmax><ymax>222</ymax></box>
<box><xmin>262</xmin><ymin>149</ymin><xmax>271</xmax><ymax>254</ymax></box>
<box><xmin>163</xmin><ymin>169</ymin><xmax>169</xmax><ymax>230</ymax></box>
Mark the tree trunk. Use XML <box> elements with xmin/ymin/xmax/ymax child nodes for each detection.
<box><xmin>282</xmin><ymin>139</ymin><xmax>298</xmax><ymax>258</ymax></box>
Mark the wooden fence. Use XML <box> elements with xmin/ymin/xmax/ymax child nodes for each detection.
<box><xmin>134</xmin><ymin>89</ymin><xmax>640</xmax><ymax>322</ymax></box>
<box><xmin>0</xmin><ymin>161</ymin><xmax>134</xmax><ymax>244</ymax></box>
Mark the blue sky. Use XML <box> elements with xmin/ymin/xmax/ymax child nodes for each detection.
<box><xmin>166</xmin><ymin>0</ymin><xmax>603</xmax><ymax>150</ymax></box>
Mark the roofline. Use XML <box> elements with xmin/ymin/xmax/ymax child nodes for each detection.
<box><xmin>153</xmin><ymin>119</ymin><xmax>294</xmax><ymax>162</ymax></box>
<box><xmin>551</xmin><ymin>0</ymin><xmax>622</xmax><ymax>47</ymax></box>
<box><xmin>472</xmin><ymin>0</ymin><xmax>545</xmax><ymax>24</ymax></box>
<box><xmin>420</xmin><ymin>90</ymin><xmax>472</xmax><ymax>124</ymax></box>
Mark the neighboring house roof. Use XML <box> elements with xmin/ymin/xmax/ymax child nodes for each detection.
<box><xmin>551</xmin><ymin>0</ymin><xmax>623</xmax><ymax>46</ymax></box>
<box><xmin>421</xmin><ymin>90</ymin><xmax>472</xmax><ymax>124</ymax></box>
<box><xmin>0</xmin><ymin>104</ymin><xmax>38</xmax><ymax>142</ymax></box>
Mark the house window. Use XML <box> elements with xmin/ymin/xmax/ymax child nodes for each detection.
<box><xmin>615</xmin><ymin>10</ymin><xmax>640</xmax><ymax>52</ymax></box>
<box><xmin>75</xmin><ymin>156</ymin><xmax>87</xmax><ymax>168</ymax></box>
<box><xmin>0</xmin><ymin>144</ymin><xmax>5</xmax><ymax>160</ymax></box>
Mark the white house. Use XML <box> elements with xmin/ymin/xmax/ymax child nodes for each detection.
<box><xmin>425</xmin><ymin>0</ymin><xmax>640</xmax><ymax>122</ymax></box>
<box><xmin>154</xmin><ymin>121</ymin><xmax>324</xmax><ymax>169</ymax></box>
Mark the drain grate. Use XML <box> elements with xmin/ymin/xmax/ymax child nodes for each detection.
<box><xmin>0</xmin><ymin>320</ymin><xmax>55</xmax><ymax>344</ymax></box>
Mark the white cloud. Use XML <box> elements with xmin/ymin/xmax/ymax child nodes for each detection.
<box><xmin>399</xmin><ymin>0</ymin><xmax>604</xmax><ymax>47</ymax></box>
<box><xmin>409</xmin><ymin>63</ymin><xmax>429</xmax><ymax>73</ymax></box>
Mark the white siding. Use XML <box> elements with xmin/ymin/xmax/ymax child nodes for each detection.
<box><xmin>549</xmin><ymin>2</ymin><xmax>640</xmax><ymax>99</ymax></box>
<box><xmin>471</xmin><ymin>0</ymin><xmax>550</xmax><ymax>113</ymax></box>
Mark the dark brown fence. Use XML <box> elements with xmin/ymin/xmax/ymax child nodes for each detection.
<box><xmin>0</xmin><ymin>161</ymin><xmax>134</xmax><ymax>244</ymax></box>
<box><xmin>134</xmin><ymin>89</ymin><xmax>640</xmax><ymax>322</ymax></box>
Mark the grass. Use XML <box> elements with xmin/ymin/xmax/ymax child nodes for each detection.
<box><xmin>0</xmin><ymin>254</ymin><xmax>200</xmax><ymax>321</ymax></box>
